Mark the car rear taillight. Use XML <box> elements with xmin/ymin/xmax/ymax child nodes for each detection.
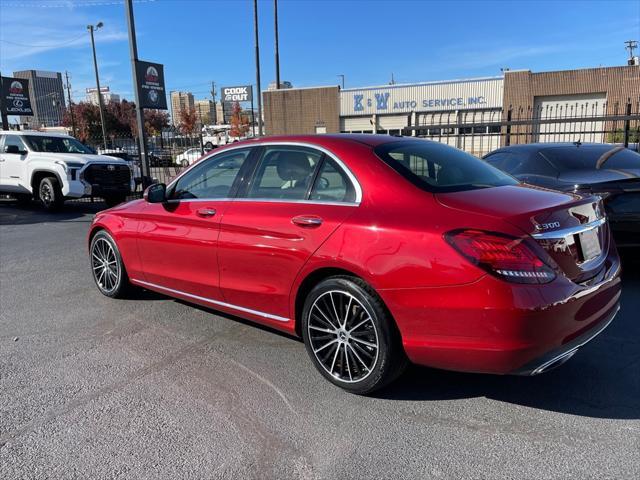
<box><xmin>445</xmin><ymin>229</ymin><xmax>556</xmax><ymax>284</ymax></box>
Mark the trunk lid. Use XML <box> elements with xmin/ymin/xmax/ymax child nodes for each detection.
<box><xmin>436</xmin><ymin>184</ymin><xmax>609</xmax><ymax>283</ymax></box>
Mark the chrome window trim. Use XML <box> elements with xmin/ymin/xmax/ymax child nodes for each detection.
<box><xmin>165</xmin><ymin>141</ymin><xmax>363</xmax><ymax>205</ymax></box>
<box><xmin>531</xmin><ymin>217</ymin><xmax>606</xmax><ymax>240</ymax></box>
<box><xmin>130</xmin><ymin>278</ymin><xmax>290</xmax><ymax>322</ymax></box>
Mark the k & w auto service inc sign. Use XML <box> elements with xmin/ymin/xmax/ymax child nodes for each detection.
<box><xmin>222</xmin><ymin>85</ymin><xmax>253</xmax><ymax>103</ymax></box>
<box><xmin>1</xmin><ymin>76</ymin><xmax>33</xmax><ymax>115</ymax></box>
<box><xmin>136</xmin><ymin>61</ymin><xmax>168</xmax><ymax>110</ymax></box>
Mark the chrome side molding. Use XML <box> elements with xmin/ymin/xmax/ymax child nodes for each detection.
<box><xmin>130</xmin><ymin>278</ymin><xmax>290</xmax><ymax>322</ymax></box>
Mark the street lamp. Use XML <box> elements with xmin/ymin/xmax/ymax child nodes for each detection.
<box><xmin>87</xmin><ymin>21</ymin><xmax>108</xmax><ymax>150</ymax></box>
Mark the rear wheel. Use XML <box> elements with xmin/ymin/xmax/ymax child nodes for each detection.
<box><xmin>301</xmin><ymin>276</ymin><xmax>407</xmax><ymax>394</ymax></box>
<box><xmin>90</xmin><ymin>230</ymin><xmax>131</xmax><ymax>298</ymax></box>
<box><xmin>181</xmin><ymin>159</ymin><xmax>189</xmax><ymax>167</ymax></box>
<box><xmin>38</xmin><ymin>176</ymin><xmax>64</xmax><ymax>211</ymax></box>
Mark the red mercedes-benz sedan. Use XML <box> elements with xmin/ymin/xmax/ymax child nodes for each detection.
<box><xmin>88</xmin><ymin>135</ymin><xmax>621</xmax><ymax>394</ymax></box>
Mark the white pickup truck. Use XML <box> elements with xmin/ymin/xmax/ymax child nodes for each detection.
<box><xmin>0</xmin><ymin>131</ymin><xmax>134</xmax><ymax>210</ymax></box>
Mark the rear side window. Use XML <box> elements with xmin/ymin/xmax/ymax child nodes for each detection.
<box><xmin>375</xmin><ymin>140</ymin><xmax>518</xmax><ymax>193</ymax></box>
<box><xmin>541</xmin><ymin>146</ymin><xmax>640</xmax><ymax>171</ymax></box>
<box><xmin>310</xmin><ymin>158</ymin><xmax>356</xmax><ymax>203</ymax></box>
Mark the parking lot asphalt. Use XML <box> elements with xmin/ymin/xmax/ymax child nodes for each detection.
<box><xmin>1</xmin><ymin>201</ymin><xmax>639</xmax><ymax>480</ymax></box>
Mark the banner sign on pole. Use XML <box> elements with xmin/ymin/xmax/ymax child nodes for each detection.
<box><xmin>135</xmin><ymin>61</ymin><xmax>167</xmax><ymax>110</ymax></box>
<box><xmin>1</xmin><ymin>77</ymin><xmax>33</xmax><ymax>115</ymax></box>
<box><xmin>221</xmin><ymin>85</ymin><xmax>253</xmax><ymax>103</ymax></box>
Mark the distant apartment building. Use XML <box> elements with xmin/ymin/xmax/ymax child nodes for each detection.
<box><xmin>170</xmin><ymin>91</ymin><xmax>195</xmax><ymax>126</ymax></box>
<box><xmin>13</xmin><ymin>70</ymin><xmax>66</xmax><ymax>128</ymax></box>
<box><xmin>194</xmin><ymin>99</ymin><xmax>216</xmax><ymax>126</ymax></box>
<box><xmin>85</xmin><ymin>87</ymin><xmax>120</xmax><ymax>105</ymax></box>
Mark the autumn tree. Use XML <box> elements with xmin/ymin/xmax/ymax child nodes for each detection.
<box><xmin>229</xmin><ymin>102</ymin><xmax>250</xmax><ymax>138</ymax></box>
<box><xmin>178</xmin><ymin>107</ymin><xmax>199</xmax><ymax>135</ymax></box>
<box><xmin>62</xmin><ymin>99</ymin><xmax>169</xmax><ymax>143</ymax></box>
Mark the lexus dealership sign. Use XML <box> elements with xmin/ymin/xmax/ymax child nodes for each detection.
<box><xmin>1</xmin><ymin>76</ymin><xmax>33</xmax><ymax>116</ymax></box>
<box><xmin>135</xmin><ymin>60</ymin><xmax>168</xmax><ymax>110</ymax></box>
<box><xmin>222</xmin><ymin>85</ymin><xmax>253</xmax><ymax>103</ymax></box>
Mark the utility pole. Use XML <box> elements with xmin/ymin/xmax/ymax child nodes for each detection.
<box><xmin>253</xmin><ymin>0</ymin><xmax>263</xmax><ymax>136</ymax></box>
<box><xmin>64</xmin><ymin>71</ymin><xmax>77</xmax><ymax>137</ymax></box>
<box><xmin>0</xmin><ymin>73</ymin><xmax>8</xmax><ymax>130</ymax></box>
<box><xmin>124</xmin><ymin>0</ymin><xmax>150</xmax><ymax>186</ymax></box>
<box><xmin>87</xmin><ymin>22</ymin><xmax>108</xmax><ymax>150</ymax></box>
<box><xmin>274</xmin><ymin>0</ymin><xmax>280</xmax><ymax>90</ymax></box>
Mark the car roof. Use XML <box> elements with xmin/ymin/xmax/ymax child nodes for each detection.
<box><xmin>1</xmin><ymin>130</ymin><xmax>72</xmax><ymax>138</ymax></box>
<box><xmin>230</xmin><ymin>133</ymin><xmax>421</xmax><ymax>149</ymax></box>
<box><xmin>489</xmin><ymin>142</ymin><xmax>616</xmax><ymax>154</ymax></box>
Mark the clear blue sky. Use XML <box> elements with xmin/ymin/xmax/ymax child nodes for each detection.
<box><xmin>1</xmin><ymin>0</ymin><xmax>638</xmax><ymax>104</ymax></box>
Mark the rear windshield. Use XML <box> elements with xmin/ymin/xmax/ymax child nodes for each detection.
<box><xmin>374</xmin><ymin>140</ymin><xmax>518</xmax><ymax>193</ymax></box>
<box><xmin>541</xmin><ymin>146</ymin><xmax>640</xmax><ymax>171</ymax></box>
<box><xmin>24</xmin><ymin>135</ymin><xmax>93</xmax><ymax>154</ymax></box>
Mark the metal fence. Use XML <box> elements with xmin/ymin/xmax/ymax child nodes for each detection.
<box><xmin>403</xmin><ymin>98</ymin><xmax>640</xmax><ymax>157</ymax></box>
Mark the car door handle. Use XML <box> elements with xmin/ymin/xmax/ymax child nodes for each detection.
<box><xmin>291</xmin><ymin>215</ymin><xmax>323</xmax><ymax>227</ymax></box>
<box><xmin>196</xmin><ymin>208</ymin><xmax>217</xmax><ymax>218</ymax></box>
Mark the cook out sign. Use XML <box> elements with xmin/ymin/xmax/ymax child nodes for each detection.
<box><xmin>222</xmin><ymin>85</ymin><xmax>253</xmax><ymax>103</ymax></box>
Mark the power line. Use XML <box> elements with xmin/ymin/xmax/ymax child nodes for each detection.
<box><xmin>0</xmin><ymin>0</ymin><xmax>156</xmax><ymax>7</ymax></box>
<box><xmin>0</xmin><ymin>34</ymin><xmax>86</xmax><ymax>49</ymax></box>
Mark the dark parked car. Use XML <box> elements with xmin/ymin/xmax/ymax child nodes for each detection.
<box><xmin>484</xmin><ymin>143</ymin><xmax>640</xmax><ymax>247</ymax></box>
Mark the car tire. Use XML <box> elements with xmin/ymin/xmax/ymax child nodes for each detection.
<box><xmin>90</xmin><ymin>230</ymin><xmax>132</xmax><ymax>298</ymax></box>
<box><xmin>181</xmin><ymin>159</ymin><xmax>189</xmax><ymax>167</ymax></box>
<box><xmin>301</xmin><ymin>276</ymin><xmax>407</xmax><ymax>394</ymax></box>
<box><xmin>204</xmin><ymin>141</ymin><xmax>213</xmax><ymax>150</ymax></box>
<box><xmin>38</xmin><ymin>176</ymin><xmax>64</xmax><ymax>211</ymax></box>
<box><xmin>104</xmin><ymin>195</ymin><xmax>127</xmax><ymax>208</ymax></box>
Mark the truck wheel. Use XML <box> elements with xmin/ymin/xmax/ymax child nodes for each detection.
<box><xmin>104</xmin><ymin>195</ymin><xmax>127</xmax><ymax>208</ymax></box>
<box><xmin>38</xmin><ymin>176</ymin><xmax>64</xmax><ymax>211</ymax></box>
<box><xmin>204</xmin><ymin>141</ymin><xmax>213</xmax><ymax>150</ymax></box>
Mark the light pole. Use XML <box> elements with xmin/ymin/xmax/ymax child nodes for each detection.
<box><xmin>253</xmin><ymin>0</ymin><xmax>263</xmax><ymax>136</ymax></box>
<box><xmin>337</xmin><ymin>74</ymin><xmax>345</xmax><ymax>89</ymax></box>
<box><xmin>274</xmin><ymin>0</ymin><xmax>280</xmax><ymax>90</ymax></box>
<box><xmin>87</xmin><ymin>22</ymin><xmax>108</xmax><ymax>150</ymax></box>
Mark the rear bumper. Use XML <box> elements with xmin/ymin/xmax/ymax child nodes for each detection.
<box><xmin>379</xmin><ymin>250</ymin><xmax>622</xmax><ymax>375</ymax></box>
<box><xmin>510</xmin><ymin>302</ymin><xmax>619</xmax><ymax>375</ymax></box>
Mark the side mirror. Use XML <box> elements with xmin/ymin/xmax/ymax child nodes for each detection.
<box><xmin>5</xmin><ymin>145</ymin><xmax>26</xmax><ymax>155</ymax></box>
<box><xmin>143</xmin><ymin>183</ymin><xmax>166</xmax><ymax>203</ymax></box>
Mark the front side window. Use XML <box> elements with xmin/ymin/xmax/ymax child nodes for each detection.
<box><xmin>375</xmin><ymin>140</ymin><xmax>518</xmax><ymax>193</ymax></box>
<box><xmin>24</xmin><ymin>136</ymin><xmax>93</xmax><ymax>154</ymax></box>
<box><xmin>246</xmin><ymin>146</ymin><xmax>322</xmax><ymax>200</ymax></box>
<box><xmin>3</xmin><ymin>135</ymin><xmax>28</xmax><ymax>153</ymax></box>
<box><xmin>169</xmin><ymin>148</ymin><xmax>251</xmax><ymax>200</ymax></box>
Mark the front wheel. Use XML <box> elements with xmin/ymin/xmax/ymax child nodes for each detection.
<box><xmin>301</xmin><ymin>276</ymin><xmax>407</xmax><ymax>394</ymax></box>
<box><xmin>90</xmin><ymin>230</ymin><xmax>131</xmax><ymax>298</ymax></box>
<box><xmin>38</xmin><ymin>176</ymin><xmax>64</xmax><ymax>211</ymax></box>
<box><xmin>181</xmin><ymin>159</ymin><xmax>189</xmax><ymax>167</ymax></box>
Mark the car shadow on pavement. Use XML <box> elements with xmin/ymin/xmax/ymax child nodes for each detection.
<box><xmin>375</xmin><ymin>256</ymin><xmax>640</xmax><ymax>420</ymax></box>
<box><xmin>0</xmin><ymin>199</ymin><xmax>105</xmax><ymax>225</ymax></box>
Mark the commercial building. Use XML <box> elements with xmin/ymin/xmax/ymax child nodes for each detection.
<box><xmin>170</xmin><ymin>91</ymin><xmax>195</xmax><ymax>127</ymax></box>
<box><xmin>13</xmin><ymin>70</ymin><xmax>66</xmax><ymax>128</ymax></box>
<box><xmin>85</xmin><ymin>87</ymin><xmax>120</xmax><ymax>105</ymax></box>
<box><xmin>263</xmin><ymin>64</ymin><xmax>639</xmax><ymax>156</ymax></box>
<box><xmin>194</xmin><ymin>99</ymin><xmax>216</xmax><ymax>126</ymax></box>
